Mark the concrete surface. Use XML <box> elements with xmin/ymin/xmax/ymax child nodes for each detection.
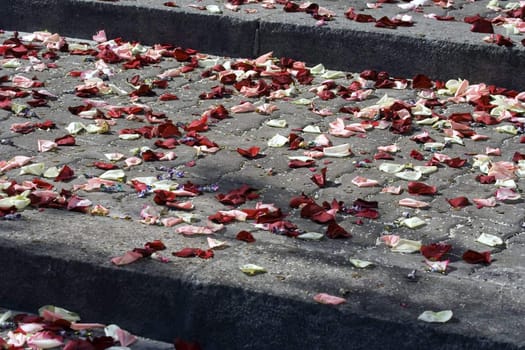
<box><xmin>0</xmin><ymin>1</ymin><xmax>524</xmax><ymax>349</ymax></box>
<box><xmin>1</xmin><ymin>0</ymin><xmax>525</xmax><ymax>89</ymax></box>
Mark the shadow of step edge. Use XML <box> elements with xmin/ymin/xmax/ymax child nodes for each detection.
<box><xmin>2</xmin><ymin>0</ymin><xmax>525</xmax><ymax>90</ymax></box>
<box><xmin>0</xmin><ymin>242</ymin><xmax>522</xmax><ymax>350</ymax></box>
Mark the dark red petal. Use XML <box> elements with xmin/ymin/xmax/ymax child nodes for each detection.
<box><xmin>407</xmin><ymin>182</ymin><xmax>437</xmax><ymax>195</ymax></box>
<box><xmin>236</xmin><ymin>230</ymin><xmax>256</xmax><ymax>243</ymax></box>
<box><xmin>154</xmin><ymin>138</ymin><xmax>179</xmax><ymax>149</ymax></box>
<box><xmin>32</xmin><ymin>178</ymin><xmax>54</xmax><ymax>190</ymax></box>
<box><xmin>54</xmin><ymin>134</ymin><xmax>76</xmax><ymax>146</ymax></box>
<box><xmin>173</xmin><ymin>338</ymin><xmax>202</xmax><ymax>350</ymax></box>
<box><xmin>326</xmin><ymin>221</ymin><xmax>351</xmax><ymax>239</ymax></box>
<box><xmin>373</xmin><ymin>151</ymin><xmax>395</xmax><ymax>160</ymax></box>
<box><xmin>196</xmin><ymin>249</ymin><xmax>214</xmax><ymax>259</ymax></box>
<box><xmin>288</xmin><ymin>159</ymin><xmax>316</xmax><ymax>168</ymax></box>
<box><xmin>55</xmin><ymin>165</ymin><xmax>75</xmax><ymax>182</ymax></box>
<box><xmin>159</xmin><ymin>93</ymin><xmax>179</xmax><ymax>101</ymax></box>
<box><xmin>412</xmin><ymin>74</ymin><xmax>433</xmax><ymax>89</ymax></box>
<box><xmin>145</xmin><ymin>240</ymin><xmax>166</xmax><ymax>251</ymax></box>
<box><xmin>420</xmin><ymin>243</ymin><xmax>452</xmax><ymax>261</ymax></box>
<box><xmin>173</xmin><ymin>248</ymin><xmax>197</xmax><ymax>257</ymax></box>
<box><xmin>410</xmin><ymin>149</ymin><xmax>425</xmax><ymax>160</ymax></box>
<box><xmin>310</xmin><ymin>167</ymin><xmax>327</xmax><ymax>188</ymax></box>
<box><xmin>289</xmin><ymin>193</ymin><xmax>315</xmax><ymax>208</ymax></box>
<box><xmin>462</xmin><ymin>250</ymin><xmax>491</xmax><ymax>264</ymax></box>
<box><xmin>476</xmin><ymin>175</ymin><xmax>496</xmax><ymax>184</ymax></box>
<box><xmin>353</xmin><ymin>208</ymin><xmax>379</xmax><ymax>219</ymax></box>
<box><xmin>470</xmin><ymin>18</ymin><xmax>494</xmax><ymax>33</ymax></box>
<box><xmin>208</xmin><ymin>212</ymin><xmax>236</xmax><ymax>224</ymax></box>
<box><xmin>512</xmin><ymin>152</ymin><xmax>525</xmax><ymax>162</ymax></box>
<box><xmin>375</xmin><ymin>16</ymin><xmax>398</xmax><ymax>29</ymax></box>
<box><xmin>141</xmin><ymin>150</ymin><xmax>163</xmax><ymax>161</ymax></box>
<box><xmin>93</xmin><ymin>161</ymin><xmax>119</xmax><ymax>170</ymax></box>
<box><xmin>445</xmin><ymin>157</ymin><xmax>467</xmax><ymax>168</ymax></box>
<box><xmin>447</xmin><ymin>196</ymin><xmax>470</xmax><ymax>208</ymax></box>
<box><xmin>353</xmin><ymin>198</ymin><xmax>378</xmax><ymax>209</ymax></box>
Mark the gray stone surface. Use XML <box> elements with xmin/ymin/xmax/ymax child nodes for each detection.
<box><xmin>0</xmin><ymin>1</ymin><xmax>524</xmax><ymax>348</ymax></box>
<box><xmin>1</xmin><ymin>0</ymin><xmax>525</xmax><ymax>89</ymax></box>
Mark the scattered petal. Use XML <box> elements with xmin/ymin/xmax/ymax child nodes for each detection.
<box><xmin>418</xmin><ymin>310</ymin><xmax>453</xmax><ymax>323</ymax></box>
<box><xmin>462</xmin><ymin>250</ymin><xmax>491</xmax><ymax>264</ymax></box>
<box><xmin>476</xmin><ymin>233</ymin><xmax>503</xmax><ymax>247</ymax></box>
<box><xmin>297</xmin><ymin>232</ymin><xmax>324</xmax><ymax>240</ymax></box>
<box><xmin>349</xmin><ymin>258</ymin><xmax>374</xmax><ymax>268</ymax></box>
<box><xmin>240</xmin><ymin>264</ymin><xmax>267</xmax><ymax>276</ymax></box>
<box><xmin>313</xmin><ymin>293</ymin><xmax>346</xmax><ymax>305</ymax></box>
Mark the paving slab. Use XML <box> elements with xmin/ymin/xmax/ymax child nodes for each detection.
<box><xmin>0</xmin><ymin>7</ymin><xmax>524</xmax><ymax>350</ymax></box>
<box><xmin>1</xmin><ymin>0</ymin><xmax>525</xmax><ymax>89</ymax></box>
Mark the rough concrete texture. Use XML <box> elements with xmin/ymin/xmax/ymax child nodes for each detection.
<box><xmin>0</xmin><ymin>2</ymin><xmax>524</xmax><ymax>349</ymax></box>
<box><xmin>1</xmin><ymin>0</ymin><xmax>525</xmax><ymax>89</ymax></box>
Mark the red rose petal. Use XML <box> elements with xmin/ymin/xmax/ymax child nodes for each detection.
<box><xmin>445</xmin><ymin>157</ymin><xmax>467</xmax><ymax>168</ymax></box>
<box><xmin>237</xmin><ymin>146</ymin><xmax>262</xmax><ymax>159</ymax></box>
<box><xmin>289</xmin><ymin>159</ymin><xmax>316</xmax><ymax>168</ymax></box>
<box><xmin>236</xmin><ymin>230</ymin><xmax>256</xmax><ymax>243</ymax></box>
<box><xmin>93</xmin><ymin>161</ymin><xmax>119</xmax><ymax>170</ymax></box>
<box><xmin>420</xmin><ymin>243</ymin><xmax>452</xmax><ymax>261</ymax></box>
<box><xmin>412</xmin><ymin>74</ymin><xmax>433</xmax><ymax>89</ymax></box>
<box><xmin>55</xmin><ymin>165</ymin><xmax>75</xmax><ymax>182</ymax></box>
<box><xmin>462</xmin><ymin>250</ymin><xmax>491</xmax><ymax>264</ymax></box>
<box><xmin>311</xmin><ymin>167</ymin><xmax>327</xmax><ymax>188</ymax></box>
<box><xmin>407</xmin><ymin>182</ymin><xmax>437</xmax><ymax>195</ymax></box>
<box><xmin>54</xmin><ymin>134</ymin><xmax>76</xmax><ymax>146</ymax></box>
<box><xmin>410</xmin><ymin>149</ymin><xmax>425</xmax><ymax>160</ymax></box>
<box><xmin>326</xmin><ymin>221</ymin><xmax>351</xmax><ymax>239</ymax></box>
<box><xmin>447</xmin><ymin>196</ymin><xmax>470</xmax><ymax>208</ymax></box>
<box><xmin>476</xmin><ymin>174</ymin><xmax>496</xmax><ymax>184</ymax></box>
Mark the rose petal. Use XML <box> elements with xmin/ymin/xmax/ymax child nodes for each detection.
<box><xmin>462</xmin><ymin>250</ymin><xmax>491</xmax><ymax>264</ymax></box>
<box><xmin>418</xmin><ymin>310</ymin><xmax>453</xmax><ymax>323</ymax></box>
<box><xmin>313</xmin><ymin>293</ymin><xmax>346</xmax><ymax>305</ymax></box>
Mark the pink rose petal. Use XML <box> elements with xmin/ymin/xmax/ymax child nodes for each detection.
<box><xmin>313</xmin><ymin>293</ymin><xmax>346</xmax><ymax>305</ymax></box>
